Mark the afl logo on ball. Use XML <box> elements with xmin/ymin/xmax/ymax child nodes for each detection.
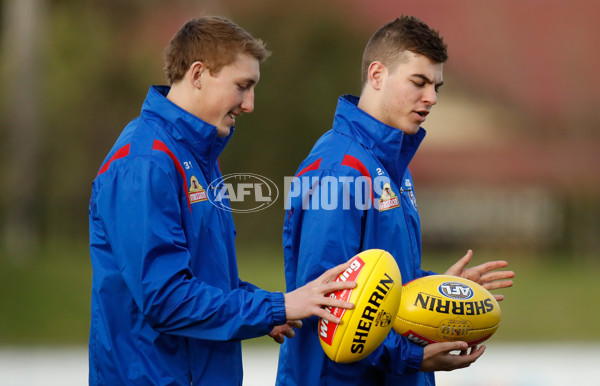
<box><xmin>438</xmin><ymin>282</ymin><xmax>474</xmax><ymax>300</ymax></box>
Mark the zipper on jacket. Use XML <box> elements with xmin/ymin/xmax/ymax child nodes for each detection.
<box><xmin>397</xmin><ymin>185</ymin><xmax>419</xmax><ymax>278</ymax></box>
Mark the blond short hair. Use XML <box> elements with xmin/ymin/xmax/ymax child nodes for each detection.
<box><xmin>163</xmin><ymin>16</ymin><xmax>270</xmax><ymax>84</ymax></box>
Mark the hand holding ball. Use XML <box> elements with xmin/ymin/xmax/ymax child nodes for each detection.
<box><xmin>393</xmin><ymin>275</ymin><xmax>501</xmax><ymax>346</ymax></box>
<box><xmin>319</xmin><ymin>249</ymin><xmax>402</xmax><ymax>363</ymax></box>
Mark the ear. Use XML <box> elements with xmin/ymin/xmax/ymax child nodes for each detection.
<box><xmin>188</xmin><ymin>61</ymin><xmax>205</xmax><ymax>90</ymax></box>
<box><xmin>367</xmin><ymin>61</ymin><xmax>386</xmax><ymax>91</ymax></box>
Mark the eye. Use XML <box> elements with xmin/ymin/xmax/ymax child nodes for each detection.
<box><xmin>237</xmin><ymin>82</ymin><xmax>255</xmax><ymax>91</ymax></box>
<box><xmin>411</xmin><ymin>81</ymin><xmax>425</xmax><ymax>88</ymax></box>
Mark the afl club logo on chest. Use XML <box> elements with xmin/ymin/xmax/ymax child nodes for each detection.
<box><xmin>188</xmin><ymin>176</ymin><xmax>207</xmax><ymax>203</ymax></box>
<box><xmin>378</xmin><ymin>183</ymin><xmax>400</xmax><ymax>212</ymax></box>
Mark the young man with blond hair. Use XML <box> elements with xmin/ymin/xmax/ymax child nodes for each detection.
<box><xmin>276</xmin><ymin>16</ymin><xmax>514</xmax><ymax>385</ymax></box>
<box><xmin>88</xmin><ymin>16</ymin><xmax>355</xmax><ymax>385</ymax></box>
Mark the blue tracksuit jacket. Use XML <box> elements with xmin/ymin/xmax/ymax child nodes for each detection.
<box><xmin>276</xmin><ymin>95</ymin><xmax>436</xmax><ymax>386</ymax></box>
<box><xmin>88</xmin><ymin>85</ymin><xmax>286</xmax><ymax>385</ymax></box>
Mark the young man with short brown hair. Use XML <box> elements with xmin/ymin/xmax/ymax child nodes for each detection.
<box><xmin>89</xmin><ymin>16</ymin><xmax>354</xmax><ymax>385</ymax></box>
<box><xmin>276</xmin><ymin>16</ymin><xmax>514</xmax><ymax>386</ymax></box>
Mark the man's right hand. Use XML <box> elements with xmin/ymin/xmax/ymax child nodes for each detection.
<box><xmin>283</xmin><ymin>262</ymin><xmax>356</xmax><ymax>323</ymax></box>
<box><xmin>420</xmin><ymin>341</ymin><xmax>485</xmax><ymax>372</ymax></box>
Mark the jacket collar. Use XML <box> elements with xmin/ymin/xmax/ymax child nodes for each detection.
<box><xmin>141</xmin><ymin>85</ymin><xmax>232</xmax><ymax>166</ymax></box>
<box><xmin>333</xmin><ymin>94</ymin><xmax>426</xmax><ymax>182</ymax></box>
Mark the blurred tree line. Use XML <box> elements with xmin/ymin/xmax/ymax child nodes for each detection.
<box><xmin>2</xmin><ymin>0</ymin><xmax>162</xmax><ymax>256</ymax></box>
<box><xmin>0</xmin><ymin>0</ymin><xmax>366</xmax><ymax>258</ymax></box>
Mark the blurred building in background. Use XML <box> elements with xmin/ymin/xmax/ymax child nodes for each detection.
<box><xmin>337</xmin><ymin>0</ymin><xmax>600</xmax><ymax>257</ymax></box>
<box><xmin>1</xmin><ymin>0</ymin><xmax>598</xmax><ymax>259</ymax></box>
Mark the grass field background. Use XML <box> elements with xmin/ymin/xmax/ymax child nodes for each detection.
<box><xmin>1</xmin><ymin>241</ymin><xmax>598</xmax><ymax>345</ymax></box>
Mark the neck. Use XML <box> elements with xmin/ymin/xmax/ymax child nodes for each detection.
<box><xmin>357</xmin><ymin>88</ymin><xmax>381</xmax><ymax>121</ymax></box>
<box><xmin>166</xmin><ymin>82</ymin><xmax>196</xmax><ymax>116</ymax></box>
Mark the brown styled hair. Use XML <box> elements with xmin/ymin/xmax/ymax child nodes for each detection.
<box><xmin>163</xmin><ymin>16</ymin><xmax>270</xmax><ymax>85</ymax></box>
<box><xmin>361</xmin><ymin>16</ymin><xmax>448</xmax><ymax>86</ymax></box>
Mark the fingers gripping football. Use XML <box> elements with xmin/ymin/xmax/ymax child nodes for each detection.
<box><xmin>284</xmin><ymin>262</ymin><xmax>356</xmax><ymax>323</ymax></box>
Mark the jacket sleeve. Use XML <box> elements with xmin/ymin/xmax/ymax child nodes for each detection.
<box><xmin>93</xmin><ymin>157</ymin><xmax>286</xmax><ymax>341</ymax></box>
<box><xmin>284</xmin><ymin>168</ymin><xmax>424</xmax><ymax>376</ymax></box>
<box><xmin>365</xmin><ymin>331</ymin><xmax>424</xmax><ymax>375</ymax></box>
<box><xmin>238</xmin><ymin>279</ymin><xmax>261</xmax><ymax>293</ymax></box>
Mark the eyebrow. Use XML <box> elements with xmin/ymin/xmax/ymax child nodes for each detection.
<box><xmin>239</xmin><ymin>74</ymin><xmax>259</xmax><ymax>84</ymax></box>
<box><xmin>412</xmin><ymin>74</ymin><xmax>444</xmax><ymax>88</ymax></box>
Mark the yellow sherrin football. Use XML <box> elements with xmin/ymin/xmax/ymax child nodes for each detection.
<box><xmin>319</xmin><ymin>249</ymin><xmax>402</xmax><ymax>363</ymax></box>
<box><xmin>393</xmin><ymin>275</ymin><xmax>501</xmax><ymax>346</ymax></box>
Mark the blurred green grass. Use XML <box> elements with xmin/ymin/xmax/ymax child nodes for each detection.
<box><xmin>1</xmin><ymin>242</ymin><xmax>598</xmax><ymax>345</ymax></box>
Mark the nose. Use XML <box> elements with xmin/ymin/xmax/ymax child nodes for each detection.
<box><xmin>423</xmin><ymin>85</ymin><xmax>438</xmax><ymax>106</ymax></box>
<box><xmin>241</xmin><ymin>89</ymin><xmax>255</xmax><ymax>113</ymax></box>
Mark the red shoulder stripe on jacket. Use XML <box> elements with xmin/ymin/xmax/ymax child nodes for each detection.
<box><xmin>97</xmin><ymin>144</ymin><xmax>130</xmax><ymax>177</ymax></box>
<box><xmin>341</xmin><ymin>154</ymin><xmax>374</xmax><ymax>206</ymax></box>
<box><xmin>285</xmin><ymin>158</ymin><xmax>322</xmax><ymax>221</ymax></box>
<box><xmin>296</xmin><ymin>158</ymin><xmax>322</xmax><ymax>177</ymax></box>
<box><xmin>152</xmin><ymin>140</ymin><xmax>192</xmax><ymax>213</ymax></box>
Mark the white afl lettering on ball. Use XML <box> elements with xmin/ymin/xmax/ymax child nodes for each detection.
<box><xmin>393</xmin><ymin>275</ymin><xmax>501</xmax><ymax>346</ymax></box>
<box><xmin>319</xmin><ymin>249</ymin><xmax>402</xmax><ymax>363</ymax></box>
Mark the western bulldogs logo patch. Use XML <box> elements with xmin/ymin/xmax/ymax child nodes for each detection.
<box><xmin>189</xmin><ymin>176</ymin><xmax>207</xmax><ymax>203</ymax></box>
<box><xmin>378</xmin><ymin>183</ymin><xmax>400</xmax><ymax>212</ymax></box>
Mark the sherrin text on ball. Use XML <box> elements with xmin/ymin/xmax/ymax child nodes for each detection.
<box><xmin>393</xmin><ymin>275</ymin><xmax>501</xmax><ymax>347</ymax></box>
<box><xmin>319</xmin><ymin>249</ymin><xmax>402</xmax><ymax>363</ymax></box>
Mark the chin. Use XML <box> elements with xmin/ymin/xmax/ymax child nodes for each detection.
<box><xmin>398</xmin><ymin>126</ymin><xmax>420</xmax><ymax>135</ymax></box>
<box><xmin>216</xmin><ymin>127</ymin><xmax>232</xmax><ymax>138</ymax></box>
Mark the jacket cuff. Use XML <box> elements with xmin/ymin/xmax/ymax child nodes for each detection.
<box><xmin>270</xmin><ymin>292</ymin><xmax>287</xmax><ymax>325</ymax></box>
<box><xmin>405</xmin><ymin>343</ymin><xmax>424</xmax><ymax>372</ymax></box>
